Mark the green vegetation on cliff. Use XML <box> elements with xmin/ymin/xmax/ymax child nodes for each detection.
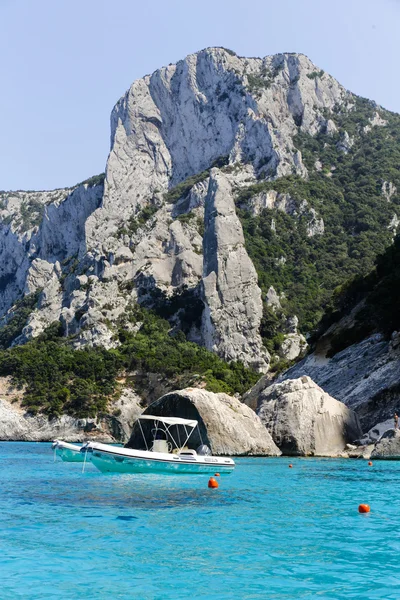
<box><xmin>238</xmin><ymin>97</ymin><xmax>400</xmax><ymax>336</ymax></box>
<box><xmin>0</xmin><ymin>307</ymin><xmax>258</xmax><ymax>418</ymax></box>
<box><xmin>316</xmin><ymin>235</ymin><xmax>400</xmax><ymax>356</ymax></box>
<box><xmin>0</xmin><ymin>291</ymin><xmax>41</xmax><ymax>350</ymax></box>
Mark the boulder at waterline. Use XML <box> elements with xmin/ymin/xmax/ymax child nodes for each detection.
<box><xmin>371</xmin><ymin>429</ymin><xmax>400</xmax><ymax>459</ymax></box>
<box><xmin>256</xmin><ymin>376</ymin><xmax>362</xmax><ymax>456</ymax></box>
<box><xmin>126</xmin><ymin>388</ymin><xmax>281</xmax><ymax>456</ymax></box>
<box><xmin>357</xmin><ymin>418</ymin><xmax>394</xmax><ymax>446</ymax></box>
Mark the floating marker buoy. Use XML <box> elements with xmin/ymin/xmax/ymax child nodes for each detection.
<box><xmin>368</xmin><ymin>461</ymin><xmax>373</xmax><ymax>466</ymax></box>
<box><xmin>214</xmin><ymin>473</ymin><xmax>220</xmax><ymax>477</ymax></box>
<box><xmin>289</xmin><ymin>464</ymin><xmax>293</xmax><ymax>468</ymax></box>
<box><xmin>208</xmin><ymin>477</ymin><xmax>219</xmax><ymax>489</ymax></box>
<box><xmin>358</xmin><ymin>504</ymin><xmax>371</xmax><ymax>513</ymax></box>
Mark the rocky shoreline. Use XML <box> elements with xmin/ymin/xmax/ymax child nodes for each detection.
<box><xmin>1</xmin><ymin>374</ymin><xmax>397</xmax><ymax>460</ymax></box>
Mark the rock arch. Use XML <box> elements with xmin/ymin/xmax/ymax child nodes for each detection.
<box><xmin>126</xmin><ymin>388</ymin><xmax>280</xmax><ymax>456</ymax></box>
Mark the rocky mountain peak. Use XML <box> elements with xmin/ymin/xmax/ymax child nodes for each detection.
<box><xmin>0</xmin><ymin>47</ymin><xmax>395</xmax><ymax>377</ymax></box>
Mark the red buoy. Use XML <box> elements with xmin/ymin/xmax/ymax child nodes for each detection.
<box><xmin>214</xmin><ymin>473</ymin><xmax>220</xmax><ymax>477</ymax></box>
<box><xmin>358</xmin><ymin>504</ymin><xmax>371</xmax><ymax>513</ymax></box>
<box><xmin>208</xmin><ymin>477</ymin><xmax>219</xmax><ymax>489</ymax></box>
<box><xmin>289</xmin><ymin>464</ymin><xmax>293</xmax><ymax>468</ymax></box>
<box><xmin>368</xmin><ymin>461</ymin><xmax>373</xmax><ymax>466</ymax></box>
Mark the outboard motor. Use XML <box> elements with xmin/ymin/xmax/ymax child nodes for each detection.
<box><xmin>197</xmin><ymin>444</ymin><xmax>211</xmax><ymax>456</ymax></box>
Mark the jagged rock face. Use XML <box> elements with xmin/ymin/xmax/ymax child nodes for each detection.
<box><xmin>86</xmin><ymin>48</ymin><xmax>349</xmax><ymax>248</ymax></box>
<box><xmin>126</xmin><ymin>388</ymin><xmax>281</xmax><ymax>456</ymax></box>
<box><xmin>256</xmin><ymin>376</ymin><xmax>362</xmax><ymax>456</ymax></box>
<box><xmin>358</xmin><ymin>418</ymin><xmax>393</xmax><ymax>445</ymax></box>
<box><xmin>265</xmin><ymin>286</ymin><xmax>282</xmax><ymax>311</ymax></box>
<box><xmin>0</xmin><ymin>48</ymin><xmax>357</xmax><ymax>359</ymax></box>
<box><xmin>201</xmin><ymin>170</ymin><xmax>269</xmax><ymax>371</ymax></box>
<box><xmin>280</xmin><ymin>333</ymin><xmax>307</xmax><ymax>361</ymax></box>
<box><xmin>371</xmin><ymin>429</ymin><xmax>400</xmax><ymax>459</ymax></box>
<box><xmin>281</xmin><ymin>333</ymin><xmax>400</xmax><ymax>430</ymax></box>
<box><xmin>0</xmin><ymin>184</ymin><xmax>103</xmax><ymax>329</ymax></box>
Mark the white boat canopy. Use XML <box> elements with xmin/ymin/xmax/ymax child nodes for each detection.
<box><xmin>138</xmin><ymin>415</ymin><xmax>198</xmax><ymax>428</ymax></box>
<box><xmin>135</xmin><ymin>414</ymin><xmax>201</xmax><ymax>452</ymax></box>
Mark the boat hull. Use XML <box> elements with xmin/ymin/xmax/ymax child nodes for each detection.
<box><xmin>55</xmin><ymin>445</ymin><xmax>85</xmax><ymax>462</ymax></box>
<box><xmin>89</xmin><ymin>448</ymin><xmax>234</xmax><ymax>475</ymax></box>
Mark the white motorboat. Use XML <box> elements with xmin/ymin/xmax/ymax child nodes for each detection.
<box><xmin>52</xmin><ymin>440</ymin><xmax>85</xmax><ymax>462</ymax></box>
<box><xmin>81</xmin><ymin>415</ymin><xmax>235</xmax><ymax>474</ymax></box>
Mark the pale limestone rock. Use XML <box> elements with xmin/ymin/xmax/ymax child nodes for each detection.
<box><xmin>127</xmin><ymin>388</ymin><xmax>281</xmax><ymax>456</ymax></box>
<box><xmin>242</xmin><ymin>191</ymin><xmax>323</xmax><ymax>236</ymax></box>
<box><xmin>242</xmin><ymin>374</ymin><xmax>273</xmax><ymax>411</ymax></box>
<box><xmin>265</xmin><ymin>286</ymin><xmax>282</xmax><ymax>311</ymax></box>
<box><xmin>243</xmin><ymin>190</ymin><xmax>297</xmax><ymax>217</ymax></box>
<box><xmin>382</xmin><ymin>181</ymin><xmax>397</xmax><ymax>202</ymax></box>
<box><xmin>370</xmin><ymin>112</ymin><xmax>388</xmax><ymax>128</ymax></box>
<box><xmin>281</xmin><ymin>333</ymin><xmax>400</xmax><ymax>431</ymax></box>
<box><xmin>336</xmin><ymin>130</ymin><xmax>354</xmax><ymax>153</ymax></box>
<box><xmin>256</xmin><ymin>376</ymin><xmax>362</xmax><ymax>456</ymax></box>
<box><xmin>201</xmin><ymin>170</ymin><xmax>269</xmax><ymax>371</ymax></box>
<box><xmin>325</xmin><ymin>119</ymin><xmax>338</xmax><ymax>135</ymax></box>
<box><xmin>285</xmin><ymin>315</ymin><xmax>299</xmax><ymax>333</ymax></box>
<box><xmin>314</xmin><ymin>159</ymin><xmax>323</xmax><ymax>171</ymax></box>
<box><xmin>280</xmin><ymin>333</ymin><xmax>307</xmax><ymax>360</ymax></box>
<box><xmin>109</xmin><ymin>387</ymin><xmax>143</xmax><ymax>442</ymax></box>
<box><xmin>0</xmin><ymin>183</ymin><xmax>103</xmax><ymax>340</ymax></box>
<box><xmin>371</xmin><ymin>429</ymin><xmax>400</xmax><ymax>459</ymax></box>
<box><xmin>86</xmin><ymin>48</ymin><xmax>348</xmax><ymax>249</ymax></box>
<box><xmin>127</xmin><ymin>204</ymin><xmax>204</xmax><ymax>299</ymax></box>
<box><xmin>172</xmin><ymin>180</ymin><xmax>209</xmax><ymax>216</ymax></box>
<box><xmin>358</xmin><ymin>418</ymin><xmax>393</xmax><ymax>445</ymax></box>
<box><xmin>306</xmin><ymin>208</ymin><xmax>325</xmax><ymax>236</ymax></box>
<box><xmin>363</xmin><ymin>111</ymin><xmax>388</xmax><ymax>134</ymax></box>
<box><xmin>388</xmin><ymin>214</ymin><xmax>400</xmax><ymax>234</ymax></box>
<box><xmin>0</xmin><ymin>49</ymin><xmax>354</xmax><ymax>356</ymax></box>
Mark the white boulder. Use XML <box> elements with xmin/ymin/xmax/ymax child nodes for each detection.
<box><xmin>256</xmin><ymin>376</ymin><xmax>362</xmax><ymax>456</ymax></box>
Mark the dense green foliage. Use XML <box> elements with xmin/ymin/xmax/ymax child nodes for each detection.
<box><xmin>0</xmin><ymin>307</ymin><xmax>258</xmax><ymax>418</ymax></box>
<box><xmin>307</xmin><ymin>70</ymin><xmax>324</xmax><ymax>80</ymax></box>
<box><xmin>20</xmin><ymin>200</ymin><xmax>45</xmax><ymax>231</ymax></box>
<box><xmin>118</xmin><ymin>204</ymin><xmax>158</xmax><ymax>237</ymax></box>
<box><xmin>163</xmin><ymin>156</ymin><xmax>229</xmax><ymax>203</ymax></box>
<box><xmin>319</xmin><ymin>235</ymin><xmax>400</xmax><ymax>356</ymax></box>
<box><xmin>143</xmin><ymin>285</ymin><xmax>204</xmax><ymax>333</ymax></box>
<box><xmin>0</xmin><ymin>291</ymin><xmax>41</xmax><ymax>349</ymax></box>
<box><xmin>76</xmin><ymin>173</ymin><xmax>105</xmax><ymax>188</ymax></box>
<box><xmin>118</xmin><ymin>306</ymin><xmax>259</xmax><ymax>395</ymax></box>
<box><xmin>238</xmin><ymin>97</ymin><xmax>400</xmax><ymax>336</ymax></box>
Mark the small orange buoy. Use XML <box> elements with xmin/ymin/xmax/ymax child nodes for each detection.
<box><xmin>208</xmin><ymin>477</ymin><xmax>219</xmax><ymax>489</ymax></box>
<box><xmin>289</xmin><ymin>464</ymin><xmax>293</xmax><ymax>468</ymax></box>
<box><xmin>358</xmin><ymin>504</ymin><xmax>371</xmax><ymax>513</ymax></box>
<box><xmin>368</xmin><ymin>461</ymin><xmax>373</xmax><ymax>466</ymax></box>
<box><xmin>214</xmin><ymin>473</ymin><xmax>220</xmax><ymax>477</ymax></box>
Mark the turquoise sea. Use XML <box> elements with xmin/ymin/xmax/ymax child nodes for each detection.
<box><xmin>1</xmin><ymin>443</ymin><xmax>399</xmax><ymax>599</ymax></box>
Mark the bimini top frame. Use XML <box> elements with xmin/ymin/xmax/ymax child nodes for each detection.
<box><xmin>136</xmin><ymin>415</ymin><xmax>201</xmax><ymax>453</ymax></box>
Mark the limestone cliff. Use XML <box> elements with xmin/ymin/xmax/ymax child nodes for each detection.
<box><xmin>201</xmin><ymin>169</ymin><xmax>269</xmax><ymax>370</ymax></box>
<box><xmin>0</xmin><ymin>48</ymin><xmax>352</xmax><ymax>363</ymax></box>
<box><xmin>0</xmin><ymin>47</ymin><xmax>396</xmax><ymax>376</ymax></box>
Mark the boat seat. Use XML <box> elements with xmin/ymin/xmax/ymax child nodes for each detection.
<box><xmin>178</xmin><ymin>449</ymin><xmax>197</xmax><ymax>457</ymax></box>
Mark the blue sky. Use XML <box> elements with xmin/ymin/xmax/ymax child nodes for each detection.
<box><xmin>1</xmin><ymin>0</ymin><xmax>399</xmax><ymax>191</ymax></box>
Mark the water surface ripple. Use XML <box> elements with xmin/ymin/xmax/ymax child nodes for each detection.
<box><xmin>1</xmin><ymin>443</ymin><xmax>399</xmax><ymax>599</ymax></box>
